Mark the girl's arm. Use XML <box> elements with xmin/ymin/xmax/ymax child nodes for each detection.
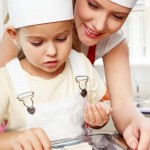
<box><xmin>0</xmin><ymin>30</ymin><xmax>17</xmax><ymax>67</ymax></box>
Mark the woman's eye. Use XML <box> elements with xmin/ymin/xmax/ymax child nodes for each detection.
<box><xmin>31</xmin><ymin>41</ymin><xmax>43</xmax><ymax>46</ymax></box>
<box><xmin>56</xmin><ymin>37</ymin><xmax>67</xmax><ymax>42</ymax></box>
<box><xmin>88</xmin><ymin>1</ymin><xmax>98</xmax><ymax>9</ymax></box>
<box><xmin>112</xmin><ymin>14</ymin><xmax>125</xmax><ymax>20</ymax></box>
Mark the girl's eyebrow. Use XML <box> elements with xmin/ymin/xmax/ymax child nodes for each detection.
<box><xmin>26</xmin><ymin>36</ymin><xmax>43</xmax><ymax>39</ymax></box>
<box><xmin>26</xmin><ymin>30</ymin><xmax>71</xmax><ymax>39</ymax></box>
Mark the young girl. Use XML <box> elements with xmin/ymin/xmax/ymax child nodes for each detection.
<box><xmin>0</xmin><ymin>0</ymin><xmax>111</xmax><ymax>149</ymax></box>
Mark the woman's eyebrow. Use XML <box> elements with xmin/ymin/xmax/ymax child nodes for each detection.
<box><xmin>91</xmin><ymin>0</ymin><xmax>130</xmax><ymax>14</ymax></box>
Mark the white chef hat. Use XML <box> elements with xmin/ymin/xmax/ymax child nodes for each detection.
<box><xmin>110</xmin><ymin>0</ymin><xmax>137</xmax><ymax>8</ymax></box>
<box><xmin>7</xmin><ymin>0</ymin><xmax>74</xmax><ymax>28</ymax></box>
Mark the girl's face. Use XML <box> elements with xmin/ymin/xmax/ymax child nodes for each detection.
<box><xmin>74</xmin><ymin>0</ymin><xmax>131</xmax><ymax>46</ymax></box>
<box><xmin>9</xmin><ymin>21</ymin><xmax>72</xmax><ymax>79</ymax></box>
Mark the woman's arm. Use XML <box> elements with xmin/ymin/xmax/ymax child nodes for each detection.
<box><xmin>103</xmin><ymin>40</ymin><xmax>150</xmax><ymax>149</ymax></box>
<box><xmin>0</xmin><ymin>30</ymin><xmax>17</xmax><ymax>67</ymax></box>
<box><xmin>103</xmin><ymin>39</ymin><xmax>144</xmax><ymax>132</ymax></box>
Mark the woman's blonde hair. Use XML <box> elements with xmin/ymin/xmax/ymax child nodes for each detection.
<box><xmin>72</xmin><ymin>0</ymin><xmax>82</xmax><ymax>52</ymax></box>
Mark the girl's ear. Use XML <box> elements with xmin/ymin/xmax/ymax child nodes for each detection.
<box><xmin>6</xmin><ymin>26</ymin><xmax>19</xmax><ymax>46</ymax></box>
<box><xmin>6</xmin><ymin>26</ymin><xmax>17</xmax><ymax>40</ymax></box>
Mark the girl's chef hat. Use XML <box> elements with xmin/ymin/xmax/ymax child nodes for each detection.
<box><xmin>110</xmin><ymin>0</ymin><xmax>137</xmax><ymax>8</ymax></box>
<box><xmin>7</xmin><ymin>0</ymin><xmax>73</xmax><ymax>28</ymax></box>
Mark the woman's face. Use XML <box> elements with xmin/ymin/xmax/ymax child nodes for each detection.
<box><xmin>74</xmin><ymin>0</ymin><xmax>131</xmax><ymax>46</ymax></box>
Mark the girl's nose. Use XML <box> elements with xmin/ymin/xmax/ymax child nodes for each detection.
<box><xmin>46</xmin><ymin>43</ymin><xmax>57</xmax><ymax>57</ymax></box>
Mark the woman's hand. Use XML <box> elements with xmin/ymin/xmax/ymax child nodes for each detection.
<box><xmin>84</xmin><ymin>101</ymin><xmax>112</xmax><ymax>128</ymax></box>
<box><xmin>123</xmin><ymin>117</ymin><xmax>150</xmax><ymax>150</ymax></box>
<box><xmin>12</xmin><ymin>128</ymin><xmax>51</xmax><ymax>150</ymax></box>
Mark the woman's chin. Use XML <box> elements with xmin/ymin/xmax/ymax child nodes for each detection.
<box><xmin>80</xmin><ymin>38</ymin><xmax>97</xmax><ymax>46</ymax></box>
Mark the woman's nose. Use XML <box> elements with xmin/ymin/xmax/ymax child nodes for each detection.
<box><xmin>92</xmin><ymin>12</ymin><xmax>107</xmax><ymax>32</ymax></box>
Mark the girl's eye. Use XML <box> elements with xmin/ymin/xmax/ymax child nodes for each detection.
<box><xmin>31</xmin><ymin>41</ymin><xmax>43</xmax><ymax>46</ymax></box>
<box><xmin>88</xmin><ymin>1</ymin><xmax>98</xmax><ymax>9</ymax></box>
<box><xmin>56</xmin><ymin>36</ymin><xmax>67</xmax><ymax>42</ymax></box>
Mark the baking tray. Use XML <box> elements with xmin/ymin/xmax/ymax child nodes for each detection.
<box><xmin>51</xmin><ymin>134</ymin><xmax>129</xmax><ymax>150</ymax></box>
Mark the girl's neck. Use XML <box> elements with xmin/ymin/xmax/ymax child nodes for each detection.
<box><xmin>20</xmin><ymin>58</ymin><xmax>65</xmax><ymax>79</ymax></box>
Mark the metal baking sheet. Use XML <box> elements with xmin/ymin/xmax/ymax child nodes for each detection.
<box><xmin>51</xmin><ymin>134</ymin><xmax>129</xmax><ymax>150</ymax></box>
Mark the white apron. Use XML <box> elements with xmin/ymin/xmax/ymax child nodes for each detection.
<box><xmin>6</xmin><ymin>50</ymin><xmax>89</xmax><ymax>141</ymax></box>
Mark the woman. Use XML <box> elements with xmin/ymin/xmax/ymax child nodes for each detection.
<box><xmin>72</xmin><ymin>0</ymin><xmax>150</xmax><ymax>150</ymax></box>
<box><xmin>0</xmin><ymin>0</ymin><xmax>150</xmax><ymax>149</ymax></box>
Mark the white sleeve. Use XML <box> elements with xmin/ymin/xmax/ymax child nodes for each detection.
<box><xmin>96</xmin><ymin>29</ymin><xmax>126</xmax><ymax>59</ymax></box>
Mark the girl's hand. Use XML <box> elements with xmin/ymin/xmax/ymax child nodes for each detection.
<box><xmin>84</xmin><ymin>102</ymin><xmax>112</xmax><ymax>128</ymax></box>
<box><xmin>12</xmin><ymin>128</ymin><xmax>51</xmax><ymax>150</ymax></box>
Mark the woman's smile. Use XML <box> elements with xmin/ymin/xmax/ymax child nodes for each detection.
<box><xmin>84</xmin><ymin>24</ymin><xmax>102</xmax><ymax>39</ymax></box>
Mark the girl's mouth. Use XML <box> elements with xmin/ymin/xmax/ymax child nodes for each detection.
<box><xmin>44</xmin><ymin>61</ymin><xmax>58</xmax><ymax>68</ymax></box>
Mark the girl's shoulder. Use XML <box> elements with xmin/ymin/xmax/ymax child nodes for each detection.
<box><xmin>0</xmin><ymin>66</ymin><xmax>8</xmax><ymax>76</ymax></box>
<box><xmin>70</xmin><ymin>49</ymin><xmax>93</xmax><ymax>66</ymax></box>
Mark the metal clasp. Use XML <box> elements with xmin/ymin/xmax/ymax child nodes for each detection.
<box><xmin>17</xmin><ymin>91</ymin><xmax>35</xmax><ymax>114</ymax></box>
<box><xmin>76</xmin><ymin>76</ymin><xmax>89</xmax><ymax>97</ymax></box>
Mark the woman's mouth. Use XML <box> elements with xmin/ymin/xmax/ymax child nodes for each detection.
<box><xmin>84</xmin><ymin>24</ymin><xmax>101</xmax><ymax>38</ymax></box>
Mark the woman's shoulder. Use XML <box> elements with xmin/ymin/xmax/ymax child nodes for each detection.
<box><xmin>97</xmin><ymin>29</ymin><xmax>125</xmax><ymax>46</ymax></box>
<box><xmin>96</xmin><ymin>29</ymin><xmax>126</xmax><ymax>58</ymax></box>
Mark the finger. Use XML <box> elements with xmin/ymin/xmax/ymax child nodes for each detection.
<box><xmin>13</xmin><ymin>142</ymin><xmax>23</xmax><ymax>150</ymax></box>
<box><xmin>22</xmin><ymin>139</ymin><xmax>34</xmax><ymax>150</ymax></box>
<box><xmin>14</xmin><ymin>132</ymin><xmax>34</xmax><ymax>150</ymax></box>
<box><xmin>99</xmin><ymin>102</ymin><xmax>112</xmax><ymax>115</ymax></box>
<box><xmin>138</xmin><ymin>131</ymin><xmax>150</xmax><ymax>150</ymax></box>
<box><xmin>84</xmin><ymin>104</ymin><xmax>90</xmax><ymax>123</ymax></box>
<box><xmin>123</xmin><ymin>126</ymin><xmax>139</xmax><ymax>149</ymax></box>
<box><xmin>28</xmin><ymin>131</ymin><xmax>44</xmax><ymax>150</ymax></box>
<box><xmin>91</xmin><ymin>104</ymin><xmax>103</xmax><ymax>126</ymax></box>
<box><xmin>35</xmin><ymin>128</ymin><xmax>51</xmax><ymax>150</ymax></box>
<box><xmin>85</xmin><ymin>103</ymin><xmax>96</xmax><ymax>125</ymax></box>
<box><xmin>148</xmin><ymin>143</ymin><xmax>150</xmax><ymax>150</ymax></box>
<box><xmin>137</xmin><ymin>123</ymin><xmax>150</xmax><ymax>150</ymax></box>
<box><xmin>95</xmin><ymin>103</ymin><xmax>111</xmax><ymax>125</ymax></box>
